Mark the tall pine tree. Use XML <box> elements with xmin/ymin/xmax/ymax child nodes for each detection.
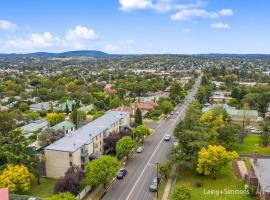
<box><xmin>135</xmin><ymin>108</ymin><xmax>143</xmax><ymax>126</ymax></box>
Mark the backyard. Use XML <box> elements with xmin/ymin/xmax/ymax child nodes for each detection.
<box><xmin>172</xmin><ymin>167</ymin><xmax>254</xmax><ymax>200</ymax></box>
<box><xmin>29</xmin><ymin>177</ymin><xmax>56</xmax><ymax>198</ymax></box>
<box><xmin>232</xmin><ymin>134</ymin><xmax>270</xmax><ymax>155</ymax></box>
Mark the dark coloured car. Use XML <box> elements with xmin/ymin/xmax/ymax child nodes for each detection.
<box><xmin>149</xmin><ymin>176</ymin><xmax>158</xmax><ymax>192</ymax></box>
<box><xmin>117</xmin><ymin>169</ymin><xmax>128</xmax><ymax>179</ymax></box>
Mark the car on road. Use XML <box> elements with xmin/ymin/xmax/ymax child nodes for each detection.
<box><xmin>116</xmin><ymin>169</ymin><xmax>128</xmax><ymax>180</ymax></box>
<box><xmin>175</xmin><ymin>111</ymin><xmax>179</xmax><ymax>114</ymax></box>
<box><xmin>136</xmin><ymin>146</ymin><xmax>144</xmax><ymax>153</ymax></box>
<box><xmin>164</xmin><ymin>134</ymin><xmax>171</xmax><ymax>141</ymax></box>
<box><xmin>149</xmin><ymin>176</ymin><xmax>159</xmax><ymax>192</ymax></box>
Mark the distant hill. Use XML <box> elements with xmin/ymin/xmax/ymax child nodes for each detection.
<box><xmin>0</xmin><ymin>51</ymin><xmax>269</xmax><ymax>59</ymax></box>
<box><xmin>0</xmin><ymin>50</ymin><xmax>110</xmax><ymax>58</ymax></box>
<box><xmin>196</xmin><ymin>53</ymin><xmax>270</xmax><ymax>59</ymax></box>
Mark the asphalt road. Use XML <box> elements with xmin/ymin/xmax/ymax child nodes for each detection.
<box><xmin>102</xmin><ymin>76</ymin><xmax>202</xmax><ymax>200</ymax></box>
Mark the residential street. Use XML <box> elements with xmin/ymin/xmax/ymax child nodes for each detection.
<box><xmin>101</xmin><ymin>76</ymin><xmax>202</xmax><ymax>200</ymax></box>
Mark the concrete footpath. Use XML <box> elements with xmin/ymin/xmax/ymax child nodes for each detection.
<box><xmin>161</xmin><ymin>166</ymin><xmax>176</xmax><ymax>200</ymax></box>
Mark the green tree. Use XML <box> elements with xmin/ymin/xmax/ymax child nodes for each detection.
<box><xmin>1</xmin><ymin>129</ymin><xmax>33</xmax><ymax>165</ymax></box>
<box><xmin>147</xmin><ymin>109</ymin><xmax>162</xmax><ymax>121</ymax></box>
<box><xmin>38</xmin><ymin>129</ymin><xmax>54</xmax><ymax>147</ymax></box>
<box><xmin>159</xmin><ymin>162</ymin><xmax>171</xmax><ymax>178</ymax></box>
<box><xmin>135</xmin><ymin>108</ymin><xmax>143</xmax><ymax>126</ymax></box>
<box><xmin>260</xmin><ymin>122</ymin><xmax>270</xmax><ymax>147</ymax></box>
<box><xmin>197</xmin><ymin>145</ymin><xmax>238</xmax><ymax>179</ymax></box>
<box><xmin>116</xmin><ymin>136</ymin><xmax>136</xmax><ymax>160</ymax></box>
<box><xmin>109</xmin><ymin>96</ymin><xmax>121</xmax><ymax>109</ymax></box>
<box><xmin>46</xmin><ymin>113</ymin><xmax>65</xmax><ymax>126</ymax></box>
<box><xmin>0</xmin><ymin>110</ymin><xmax>16</xmax><ymax>135</ymax></box>
<box><xmin>86</xmin><ymin>155</ymin><xmax>120</xmax><ymax>188</ymax></box>
<box><xmin>65</xmin><ymin>103</ymin><xmax>70</xmax><ymax>114</ymax></box>
<box><xmin>50</xmin><ymin>102</ymin><xmax>54</xmax><ymax>113</ymax></box>
<box><xmin>47</xmin><ymin>192</ymin><xmax>77</xmax><ymax>200</ymax></box>
<box><xmin>132</xmin><ymin>125</ymin><xmax>152</xmax><ymax>142</ymax></box>
<box><xmin>160</xmin><ymin>100</ymin><xmax>173</xmax><ymax>117</ymax></box>
<box><xmin>171</xmin><ymin>184</ymin><xmax>192</xmax><ymax>200</ymax></box>
<box><xmin>217</xmin><ymin>124</ymin><xmax>240</xmax><ymax>148</ymax></box>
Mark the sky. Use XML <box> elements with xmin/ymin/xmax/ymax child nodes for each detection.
<box><xmin>0</xmin><ymin>0</ymin><xmax>269</xmax><ymax>54</ymax></box>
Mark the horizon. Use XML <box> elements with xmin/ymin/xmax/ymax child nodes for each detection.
<box><xmin>0</xmin><ymin>0</ymin><xmax>270</xmax><ymax>54</ymax></box>
<box><xmin>0</xmin><ymin>50</ymin><xmax>270</xmax><ymax>56</ymax></box>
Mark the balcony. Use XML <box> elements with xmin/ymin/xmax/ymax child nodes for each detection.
<box><xmin>81</xmin><ymin>151</ymin><xmax>89</xmax><ymax>157</ymax></box>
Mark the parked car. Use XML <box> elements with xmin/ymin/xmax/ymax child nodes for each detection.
<box><xmin>117</xmin><ymin>169</ymin><xmax>128</xmax><ymax>179</ymax></box>
<box><xmin>164</xmin><ymin>134</ymin><xmax>171</xmax><ymax>141</ymax></box>
<box><xmin>149</xmin><ymin>176</ymin><xmax>159</xmax><ymax>192</ymax></box>
<box><xmin>136</xmin><ymin>146</ymin><xmax>144</xmax><ymax>153</ymax></box>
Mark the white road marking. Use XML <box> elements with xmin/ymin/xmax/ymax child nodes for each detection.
<box><xmin>125</xmin><ymin>135</ymin><xmax>167</xmax><ymax>200</ymax></box>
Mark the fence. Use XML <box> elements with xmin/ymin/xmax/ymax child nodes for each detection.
<box><xmin>76</xmin><ymin>185</ymin><xmax>92</xmax><ymax>200</ymax></box>
<box><xmin>9</xmin><ymin>194</ymin><xmax>42</xmax><ymax>200</ymax></box>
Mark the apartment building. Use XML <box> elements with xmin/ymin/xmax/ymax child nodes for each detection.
<box><xmin>44</xmin><ymin>111</ymin><xmax>130</xmax><ymax>178</ymax></box>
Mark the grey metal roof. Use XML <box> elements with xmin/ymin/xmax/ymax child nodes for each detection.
<box><xmin>250</xmin><ymin>158</ymin><xmax>270</xmax><ymax>192</ymax></box>
<box><xmin>45</xmin><ymin>111</ymin><xmax>129</xmax><ymax>152</ymax></box>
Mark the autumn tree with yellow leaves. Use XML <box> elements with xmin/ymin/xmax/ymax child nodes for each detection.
<box><xmin>200</xmin><ymin>111</ymin><xmax>224</xmax><ymax>143</ymax></box>
<box><xmin>196</xmin><ymin>145</ymin><xmax>238</xmax><ymax>179</ymax></box>
<box><xmin>0</xmin><ymin>164</ymin><xmax>33</xmax><ymax>193</ymax></box>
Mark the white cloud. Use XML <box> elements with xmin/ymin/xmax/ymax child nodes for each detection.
<box><xmin>119</xmin><ymin>0</ymin><xmax>205</xmax><ymax>13</ymax></box>
<box><xmin>104</xmin><ymin>44</ymin><xmax>121</xmax><ymax>52</ymax></box>
<box><xmin>0</xmin><ymin>20</ymin><xmax>18</xmax><ymax>31</ymax></box>
<box><xmin>171</xmin><ymin>8</ymin><xmax>234</xmax><ymax>21</ymax></box>
<box><xmin>210</xmin><ymin>22</ymin><xmax>229</xmax><ymax>29</ymax></box>
<box><xmin>3</xmin><ymin>32</ymin><xmax>61</xmax><ymax>50</ymax></box>
<box><xmin>171</xmin><ymin>9</ymin><xmax>218</xmax><ymax>21</ymax></box>
<box><xmin>66</xmin><ymin>25</ymin><xmax>96</xmax><ymax>41</ymax></box>
<box><xmin>219</xmin><ymin>9</ymin><xmax>233</xmax><ymax>16</ymax></box>
<box><xmin>119</xmin><ymin>0</ymin><xmax>153</xmax><ymax>11</ymax></box>
<box><xmin>1</xmin><ymin>25</ymin><xmax>98</xmax><ymax>52</ymax></box>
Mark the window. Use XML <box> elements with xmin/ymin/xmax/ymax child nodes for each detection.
<box><xmin>69</xmin><ymin>153</ymin><xmax>72</xmax><ymax>157</ymax></box>
<box><xmin>70</xmin><ymin>162</ymin><xmax>73</xmax><ymax>166</ymax></box>
<box><xmin>100</xmin><ymin>141</ymin><xmax>101</xmax><ymax>145</ymax></box>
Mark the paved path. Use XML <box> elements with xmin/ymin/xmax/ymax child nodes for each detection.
<box><xmin>161</xmin><ymin>166</ymin><xmax>176</xmax><ymax>200</ymax></box>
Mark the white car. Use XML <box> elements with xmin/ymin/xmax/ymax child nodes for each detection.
<box><xmin>164</xmin><ymin>134</ymin><xmax>171</xmax><ymax>141</ymax></box>
<box><xmin>136</xmin><ymin>146</ymin><xmax>144</xmax><ymax>153</ymax></box>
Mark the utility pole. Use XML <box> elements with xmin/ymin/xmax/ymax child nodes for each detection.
<box><xmin>156</xmin><ymin>162</ymin><xmax>159</xmax><ymax>199</ymax></box>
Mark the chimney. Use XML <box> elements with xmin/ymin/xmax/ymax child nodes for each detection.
<box><xmin>253</xmin><ymin>151</ymin><xmax>258</xmax><ymax>164</ymax></box>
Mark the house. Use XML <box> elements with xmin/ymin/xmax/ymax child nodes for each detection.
<box><xmin>30</xmin><ymin>102</ymin><xmax>51</xmax><ymax>112</ymax></box>
<box><xmin>246</xmin><ymin>157</ymin><xmax>270</xmax><ymax>200</ymax></box>
<box><xmin>227</xmin><ymin>109</ymin><xmax>261</xmax><ymax>125</ymax></box>
<box><xmin>51</xmin><ymin>120</ymin><xmax>75</xmax><ymax>135</ymax></box>
<box><xmin>58</xmin><ymin>100</ymin><xmax>79</xmax><ymax>112</ymax></box>
<box><xmin>212</xmin><ymin>81</ymin><xmax>224</xmax><ymax>89</ymax></box>
<box><xmin>0</xmin><ymin>105</ymin><xmax>8</xmax><ymax>111</ymax></box>
<box><xmin>115</xmin><ymin>102</ymin><xmax>158</xmax><ymax>117</ymax></box>
<box><xmin>202</xmin><ymin>104</ymin><xmax>261</xmax><ymax>125</ymax></box>
<box><xmin>44</xmin><ymin>111</ymin><xmax>130</xmax><ymax>178</ymax></box>
<box><xmin>104</xmin><ymin>84</ymin><xmax>116</xmax><ymax>94</ymax></box>
<box><xmin>209</xmin><ymin>91</ymin><xmax>231</xmax><ymax>104</ymax></box>
<box><xmin>179</xmin><ymin>77</ymin><xmax>191</xmax><ymax>85</ymax></box>
<box><xmin>78</xmin><ymin>104</ymin><xmax>94</xmax><ymax>114</ymax></box>
<box><xmin>19</xmin><ymin>118</ymin><xmax>48</xmax><ymax>138</ymax></box>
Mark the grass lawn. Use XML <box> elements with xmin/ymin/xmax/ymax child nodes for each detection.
<box><xmin>232</xmin><ymin>134</ymin><xmax>270</xmax><ymax>155</ymax></box>
<box><xmin>29</xmin><ymin>177</ymin><xmax>56</xmax><ymax>198</ymax></box>
<box><xmin>174</xmin><ymin>167</ymin><xmax>254</xmax><ymax>200</ymax></box>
